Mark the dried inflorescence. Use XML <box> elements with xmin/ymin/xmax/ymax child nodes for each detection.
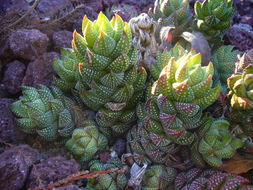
<box><xmin>129</xmin><ymin>13</ymin><xmax>158</xmax><ymax>69</ymax></box>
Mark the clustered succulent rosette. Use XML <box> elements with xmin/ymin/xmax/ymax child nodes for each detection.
<box><xmin>151</xmin><ymin>0</ymin><xmax>192</xmax><ymax>44</ymax></box>
<box><xmin>228</xmin><ymin>65</ymin><xmax>253</xmax><ymax>110</ymax></box>
<box><xmin>192</xmin><ymin>118</ymin><xmax>244</xmax><ymax>167</ymax></box>
<box><xmin>211</xmin><ymin>45</ymin><xmax>239</xmax><ymax>92</ymax></box>
<box><xmin>65</xmin><ymin>120</ymin><xmax>108</xmax><ymax>161</ymax></box>
<box><xmin>87</xmin><ymin>157</ymin><xmax>127</xmax><ymax>190</ymax></box>
<box><xmin>53</xmin><ymin>48</ymin><xmax>78</xmax><ymax>92</ymax></box>
<box><xmin>11</xmin><ymin>85</ymin><xmax>84</xmax><ymax>141</ymax></box>
<box><xmin>150</xmin><ymin>44</ymin><xmax>187</xmax><ymax>80</ymax></box>
<box><xmin>175</xmin><ymin>168</ymin><xmax>253</xmax><ymax>190</ymax></box>
<box><xmin>127</xmin><ymin>51</ymin><xmax>220</xmax><ymax>166</ymax></box>
<box><xmin>194</xmin><ymin>0</ymin><xmax>234</xmax><ymax>44</ymax></box>
<box><xmin>72</xmin><ymin>12</ymin><xmax>147</xmax><ymax>137</ymax></box>
<box><xmin>142</xmin><ymin>165</ymin><xmax>177</xmax><ymax>189</ymax></box>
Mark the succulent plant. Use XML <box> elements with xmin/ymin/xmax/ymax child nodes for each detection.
<box><xmin>175</xmin><ymin>168</ymin><xmax>253</xmax><ymax>190</ymax></box>
<box><xmin>142</xmin><ymin>165</ymin><xmax>177</xmax><ymax>189</ymax></box>
<box><xmin>137</xmin><ymin>96</ymin><xmax>203</xmax><ymax>146</ymax></box>
<box><xmin>129</xmin><ymin>13</ymin><xmax>158</xmax><ymax>69</ymax></box>
<box><xmin>211</xmin><ymin>45</ymin><xmax>239</xmax><ymax>92</ymax></box>
<box><xmin>128</xmin><ymin>51</ymin><xmax>220</xmax><ymax>165</ymax></box>
<box><xmin>127</xmin><ymin>124</ymin><xmax>179</xmax><ymax>165</ymax></box>
<box><xmin>53</xmin><ymin>48</ymin><xmax>78</xmax><ymax>92</ymax></box>
<box><xmin>152</xmin><ymin>51</ymin><xmax>220</xmax><ymax>109</ymax></box>
<box><xmin>192</xmin><ymin>118</ymin><xmax>244</xmax><ymax>167</ymax></box>
<box><xmin>194</xmin><ymin>0</ymin><xmax>235</xmax><ymax>45</ymax></box>
<box><xmin>72</xmin><ymin>12</ymin><xmax>147</xmax><ymax>138</ymax></box>
<box><xmin>65</xmin><ymin>120</ymin><xmax>108</xmax><ymax>161</ymax></box>
<box><xmin>11</xmin><ymin>85</ymin><xmax>85</xmax><ymax>141</ymax></box>
<box><xmin>226</xmin><ymin>50</ymin><xmax>253</xmax><ymax>137</ymax></box>
<box><xmin>151</xmin><ymin>0</ymin><xmax>192</xmax><ymax>45</ymax></box>
<box><xmin>150</xmin><ymin>43</ymin><xmax>187</xmax><ymax>80</ymax></box>
<box><xmin>227</xmin><ymin>65</ymin><xmax>253</xmax><ymax>110</ymax></box>
<box><xmin>87</xmin><ymin>157</ymin><xmax>127</xmax><ymax>190</ymax></box>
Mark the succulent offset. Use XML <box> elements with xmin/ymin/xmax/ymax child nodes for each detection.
<box><xmin>211</xmin><ymin>45</ymin><xmax>238</xmax><ymax>92</ymax></box>
<box><xmin>192</xmin><ymin>118</ymin><xmax>244</xmax><ymax>167</ymax></box>
<box><xmin>194</xmin><ymin>0</ymin><xmax>234</xmax><ymax>44</ymax></box>
<box><xmin>72</xmin><ymin>12</ymin><xmax>147</xmax><ymax>137</ymax></box>
<box><xmin>142</xmin><ymin>165</ymin><xmax>177</xmax><ymax>189</ymax></box>
<box><xmin>53</xmin><ymin>48</ymin><xmax>78</xmax><ymax>92</ymax></box>
<box><xmin>175</xmin><ymin>168</ymin><xmax>253</xmax><ymax>190</ymax></box>
<box><xmin>151</xmin><ymin>0</ymin><xmax>192</xmax><ymax>45</ymax></box>
<box><xmin>11</xmin><ymin>85</ymin><xmax>85</xmax><ymax>141</ymax></box>
<box><xmin>65</xmin><ymin>120</ymin><xmax>108</xmax><ymax>161</ymax></box>
<box><xmin>226</xmin><ymin>51</ymin><xmax>253</xmax><ymax>137</ymax></box>
<box><xmin>228</xmin><ymin>65</ymin><xmax>253</xmax><ymax>110</ymax></box>
<box><xmin>87</xmin><ymin>157</ymin><xmax>127</xmax><ymax>190</ymax></box>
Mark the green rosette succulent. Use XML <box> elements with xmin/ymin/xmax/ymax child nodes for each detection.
<box><xmin>53</xmin><ymin>48</ymin><xmax>78</xmax><ymax>92</ymax></box>
<box><xmin>142</xmin><ymin>165</ymin><xmax>177</xmax><ymax>190</ymax></box>
<box><xmin>72</xmin><ymin>12</ymin><xmax>147</xmax><ymax>138</ymax></box>
<box><xmin>11</xmin><ymin>85</ymin><xmax>85</xmax><ymax>141</ymax></box>
<box><xmin>194</xmin><ymin>0</ymin><xmax>235</xmax><ymax>44</ymax></box>
<box><xmin>152</xmin><ymin>51</ymin><xmax>220</xmax><ymax>109</ymax></box>
<box><xmin>192</xmin><ymin>118</ymin><xmax>244</xmax><ymax>167</ymax></box>
<box><xmin>65</xmin><ymin>120</ymin><xmax>108</xmax><ymax>161</ymax></box>
<box><xmin>175</xmin><ymin>168</ymin><xmax>253</xmax><ymax>190</ymax></box>
<box><xmin>87</xmin><ymin>157</ymin><xmax>127</xmax><ymax>190</ymax></box>
<box><xmin>151</xmin><ymin>0</ymin><xmax>192</xmax><ymax>44</ymax></box>
<box><xmin>127</xmin><ymin>124</ymin><xmax>179</xmax><ymax>165</ymax></box>
<box><xmin>150</xmin><ymin>43</ymin><xmax>187</xmax><ymax>80</ymax></box>
<box><xmin>211</xmin><ymin>45</ymin><xmax>239</xmax><ymax>92</ymax></box>
<box><xmin>228</xmin><ymin>65</ymin><xmax>253</xmax><ymax>110</ymax></box>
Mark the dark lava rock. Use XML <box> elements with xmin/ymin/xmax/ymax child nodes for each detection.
<box><xmin>82</xmin><ymin>0</ymin><xmax>103</xmax><ymax>13</ymax></box>
<box><xmin>113</xmin><ymin>139</ymin><xmax>126</xmax><ymax>157</ymax></box>
<box><xmin>103</xmin><ymin>0</ymin><xmax>120</xmax><ymax>8</ymax></box>
<box><xmin>70</xmin><ymin>6</ymin><xmax>98</xmax><ymax>32</ymax></box>
<box><xmin>0</xmin><ymin>145</ymin><xmax>40</xmax><ymax>190</ymax></box>
<box><xmin>0</xmin><ymin>85</ymin><xmax>9</xmax><ymax>98</ymax></box>
<box><xmin>26</xmin><ymin>156</ymin><xmax>80</xmax><ymax>189</ymax></box>
<box><xmin>55</xmin><ymin>185</ymin><xmax>86</xmax><ymax>190</ymax></box>
<box><xmin>0</xmin><ymin>0</ymin><xmax>39</xmax><ymax>20</ymax></box>
<box><xmin>53</xmin><ymin>30</ymin><xmax>73</xmax><ymax>52</ymax></box>
<box><xmin>0</xmin><ymin>98</ymin><xmax>26</xmax><ymax>144</ymax></box>
<box><xmin>22</xmin><ymin>52</ymin><xmax>59</xmax><ymax>88</ymax></box>
<box><xmin>226</xmin><ymin>24</ymin><xmax>253</xmax><ymax>51</ymax></box>
<box><xmin>6</xmin><ymin>29</ymin><xmax>49</xmax><ymax>61</ymax></box>
<box><xmin>3</xmin><ymin>60</ymin><xmax>26</xmax><ymax>94</ymax></box>
<box><xmin>36</xmin><ymin>0</ymin><xmax>73</xmax><ymax>19</ymax></box>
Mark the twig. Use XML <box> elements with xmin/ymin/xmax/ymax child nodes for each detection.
<box><xmin>0</xmin><ymin>139</ymin><xmax>14</xmax><ymax>147</ymax></box>
<box><xmin>2</xmin><ymin>0</ymin><xmax>39</xmax><ymax>32</ymax></box>
<box><xmin>31</xmin><ymin>168</ymin><xmax>125</xmax><ymax>190</ymax></box>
